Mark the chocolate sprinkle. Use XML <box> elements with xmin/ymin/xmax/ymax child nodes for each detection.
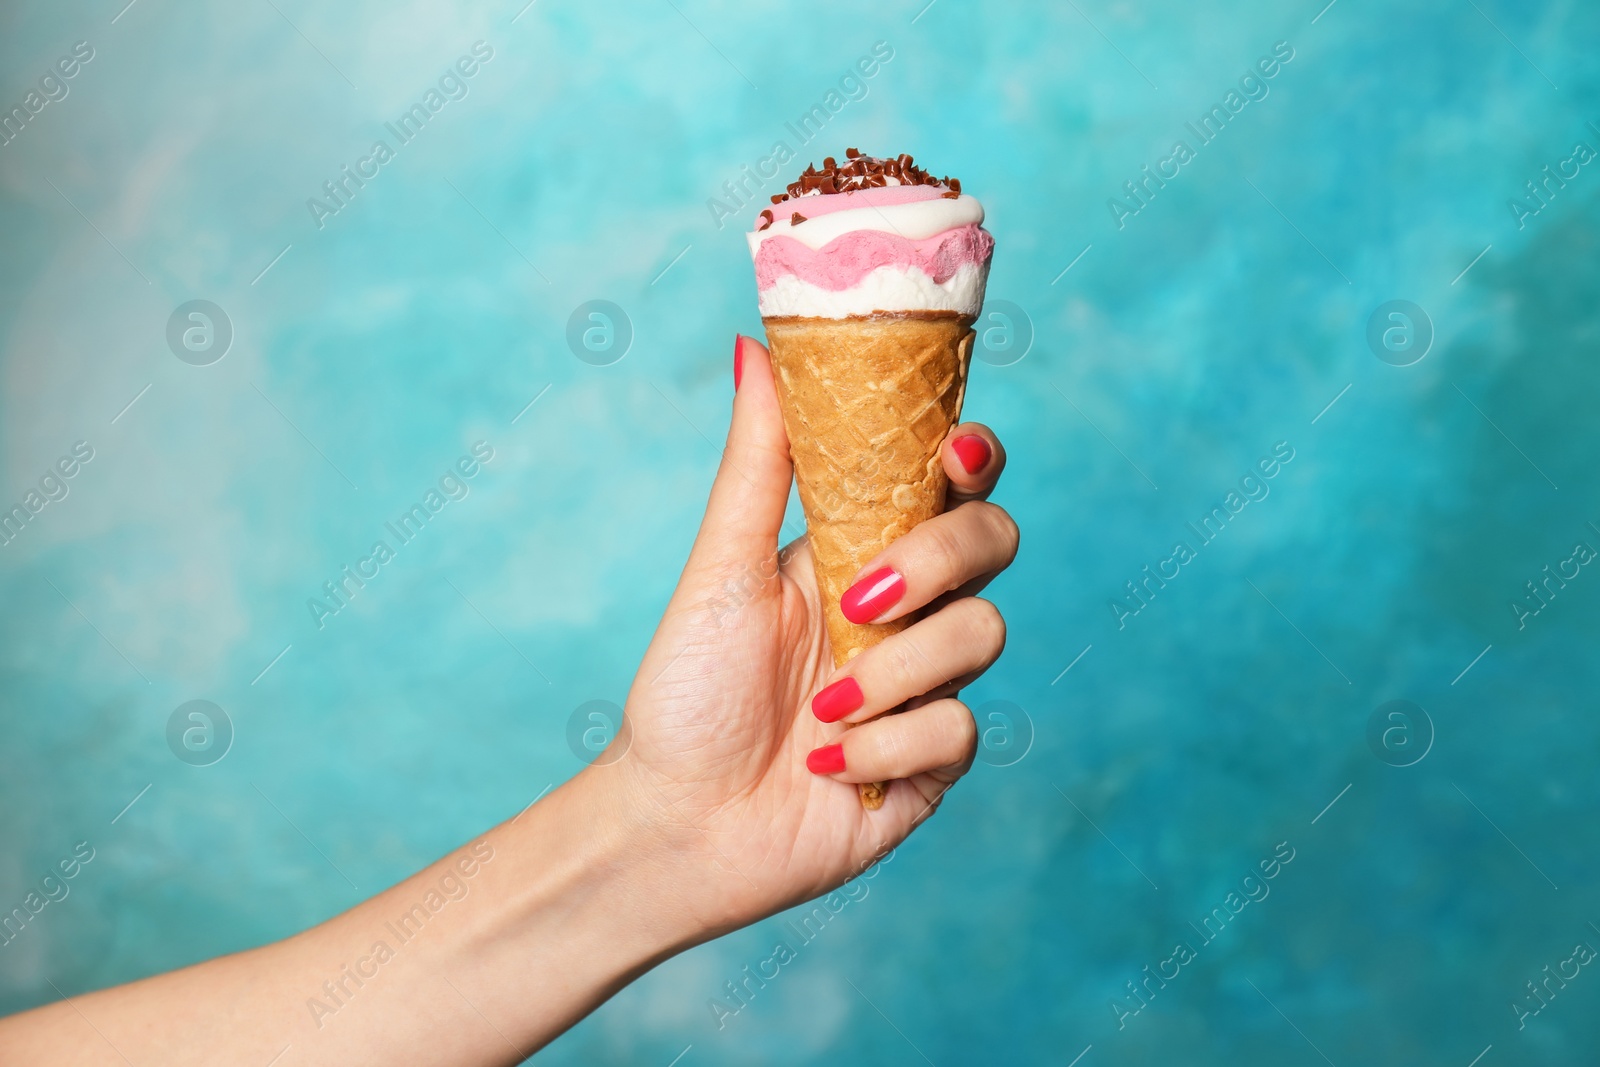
<box><xmin>790</xmin><ymin>212</ymin><xmax>807</xmax><ymax>225</ymax></box>
<box><xmin>767</xmin><ymin>149</ymin><xmax>962</xmax><ymax>209</ymax></box>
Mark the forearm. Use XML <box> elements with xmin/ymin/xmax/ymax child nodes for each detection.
<box><xmin>0</xmin><ymin>774</ymin><xmax>697</xmax><ymax>1066</ymax></box>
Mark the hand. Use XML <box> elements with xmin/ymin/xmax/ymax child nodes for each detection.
<box><xmin>0</xmin><ymin>334</ymin><xmax>1018</xmax><ymax>1066</ymax></box>
<box><xmin>584</xmin><ymin>333</ymin><xmax>1019</xmax><ymax>940</ymax></box>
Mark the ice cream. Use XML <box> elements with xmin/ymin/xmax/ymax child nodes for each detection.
<box><xmin>748</xmin><ymin>151</ymin><xmax>993</xmax><ymax>810</ymax></box>
<box><xmin>747</xmin><ymin>150</ymin><xmax>993</xmax><ymax>320</ymax></box>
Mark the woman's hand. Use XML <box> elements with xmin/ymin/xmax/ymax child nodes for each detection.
<box><xmin>588</xmin><ymin>333</ymin><xmax>1019</xmax><ymax>939</ymax></box>
<box><xmin>0</xmin><ymin>333</ymin><xmax>1017</xmax><ymax>1066</ymax></box>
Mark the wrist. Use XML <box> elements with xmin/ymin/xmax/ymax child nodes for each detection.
<box><xmin>519</xmin><ymin>766</ymin><xmax>713</xmax><ymax>958</ymax></box>
<box><xmin>572</xmin><ymin>760</ymin><xmax>773</xmax><ymax>943</ymax></box>
<box><xmin>410</xmin><ymin>770</ymin><xmax>709</xmax><ymax>1050</ymax></box>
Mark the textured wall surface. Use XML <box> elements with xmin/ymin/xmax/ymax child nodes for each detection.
<box><xmin>2</xmin><ymin>0</ymin><xmax>1597</xmax><ymax>1062</ymax></box>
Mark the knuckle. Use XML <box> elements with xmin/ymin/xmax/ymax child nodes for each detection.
<box><xmin>880</xmin><ymin>635</ymin><xmax>924</xmax><ymax>686</ymax></box>
<box><xmin>945</xmin><ymin>700</ymin><xmax>978</xmax><ymax>755</ymax></box>
<box><xmin>983</xmin><ymin>503</ymin><xmax>1021</xmax><ymax>564</ymax></box>
<box><xmin>963</xmin><ymin>597</ymin><xmax>1007</xmax><ymax>655</ymax></box>
<box><xmin>960</xmin><ymin>500</ymin><xmax>1018</xmax><ymax>560</ymax></box>
<box><xmin>914</xmin><ymin>520</ymin><xmax>968</xmax><ymax>583</ymax></box>
<box><xmin>872</xmin><ymin>722</ymin><xmax>910</xmax><ymax>769</ymax></box>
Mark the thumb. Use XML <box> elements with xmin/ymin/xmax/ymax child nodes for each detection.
<box><xmin>684</xmin><ymin>334</ymin><xmax>794</xmax><ymax>573</ymax></box>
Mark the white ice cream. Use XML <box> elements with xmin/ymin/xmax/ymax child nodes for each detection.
<box><xmin>756</xmin><ymin>261</ymin><xmax>991</xmax><ymax>319</ymax></box>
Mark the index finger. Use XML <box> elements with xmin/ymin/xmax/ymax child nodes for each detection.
<box><xmin>942</xmin><ymin>422</ymin><xmax>1007</xmax><ymax>505</ymax></box>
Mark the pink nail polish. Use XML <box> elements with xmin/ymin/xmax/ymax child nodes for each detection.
<box><xmin>840</xmin><ymin>567</ymin><xmax>905</xmax><ymax>624</ymax></box>
<box><xmin>812</xmin><ymin>677</ymin><xmax>864</xmax><ymax>723</ymax></box>
<box><xmin>951</xmin><ymin>434</ymin><xmax>991</xmax><ymax>474</ymax></box>
<box><xmin>733</xmin><ymin>334</ymin><xmax>745</xmax><ymax>391</ymax></box>
<box><xmin>806</xmin><ymin>742</ymin><xmax>846</xmax><ymax>775</ymax></box>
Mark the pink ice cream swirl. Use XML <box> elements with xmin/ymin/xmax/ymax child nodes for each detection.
<box><xmin>754</xmin><ymin>224</ymin><xmax>993</xmax><ymax>294</ymax></box>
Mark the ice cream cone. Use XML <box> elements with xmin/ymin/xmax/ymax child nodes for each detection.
<box><xmin>765</xmin><ymin>312</ymin><xmax>975</xmax><ymax>809</ymax></box>
<box><xmin>747</xmin><ymin>150</ymin><xmax>993</xmax><ymax>810</ymax></box>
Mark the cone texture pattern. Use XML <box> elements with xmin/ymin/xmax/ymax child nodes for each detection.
<box><xmin>765</xmin><ymin>314</ymin><xmax>975</xmax><ymax>809</ymax></box>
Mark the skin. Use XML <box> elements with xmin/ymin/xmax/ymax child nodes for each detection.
<box><xmin>0</xmin><ymin>336</ymin><xmax>1018</xmax><ymax>1065</ymax></box>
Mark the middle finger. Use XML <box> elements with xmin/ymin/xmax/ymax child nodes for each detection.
<box><xmin>837</xmin><ymin>500</ymin><xmax>1019</xmax><ymax>626</ymax></box>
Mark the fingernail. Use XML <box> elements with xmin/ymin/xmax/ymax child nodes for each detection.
<box><xmin>806</xmin><ymin>742</ymin><xmax>846</xmax><ymax>775</ymax></box>
<box><xmin>840</xmin><ymin>567</ymin><xmax>905</xmax><ymax>624</ymax></box>
<box><xmin>951</xmin><ymin>434</ymin><xmax>991</xmax><ymax>475</ymax></box>
<box><xmin>733</xmin><ymin>334</ymin><xmax>745</xmax><ymax>391</ymax></box>
<box><xmin>812</xmin><ymin>677</ymin><xmax>864</xmax><ymax>723</ymax></box>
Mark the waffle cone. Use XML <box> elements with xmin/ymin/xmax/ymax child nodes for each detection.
<box><xmin>764</xmin><ymin>312</ymin><xmax>975</xmax><ymax>809</ymax></box>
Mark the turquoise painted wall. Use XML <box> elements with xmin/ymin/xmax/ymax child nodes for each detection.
<box><xmin>2</xmin><ymin>0</ymin><xmax>1597</xmax><ymax>1061</ymax></box>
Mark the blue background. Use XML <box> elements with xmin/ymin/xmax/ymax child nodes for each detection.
<box><xmin>3</xmin><ymin>0</ymin><xmax>1598</xmax><ymax>1062</ymax></box>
